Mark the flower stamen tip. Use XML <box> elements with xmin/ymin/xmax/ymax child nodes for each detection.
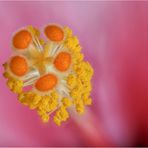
<box><xmin>3</xmin><ymin>23</ymin><xmax>94</xmax><ymax>126</ymax></box>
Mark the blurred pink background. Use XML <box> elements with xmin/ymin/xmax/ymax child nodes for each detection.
<box><xmin>0</xmin><ymin>1</ymin><xmax>148</xmax><ymax>147</ymax></box>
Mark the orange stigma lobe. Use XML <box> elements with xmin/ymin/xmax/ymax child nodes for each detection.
<box><xmin>35</xmin><ymin>73</ymin><xmax>58</xmax><ymax>92</ymax></box>
<box><xmin>13</xmin><ymin>30</ymin><xmax>32</xmax><ymax>49</ymax></box>
<box><xmin>44</xmin><ymin>25</ymin><xmax>64</xmax><ymax>42</ymax></box>
<box><xmin>54</xmin><ymin>52</ymin><xmax>71</xmax><ymax>72</ymax></box>
<box><xmin>10</xmin><ymin>56</ymin><xmax>28</xmax><ymax>76</ymax></box>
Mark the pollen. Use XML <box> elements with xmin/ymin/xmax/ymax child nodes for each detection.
<box><xmin>4</xmin><ymin>24</ymin><xmax>94</xmax><ymax>126</ymax></box>
<box><xmin>44</xmin><ymin>25</ymin><xmax>64</xmax><ymax>42</ymax></box>
<box><xmin>54</xmin><ymin>52</ymin><xmax>71</xmax><ymax>72</ymax></box>
<box><xmin>13</xmin><ymin>30</ymin><xmax>32</xmax><ymax>49</ymax></box>
<box><xmin>9</xmin><ymin>56</ymin><xmax>28</xmax><ymax>76</ymax></box>
<box><xmin>35</xmin><ymin>73</ymin><xmax>58</xmax><ymax>92</ymax></box>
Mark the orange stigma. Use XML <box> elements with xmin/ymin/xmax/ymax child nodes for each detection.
<box><xmin>54</xmin><ymin>52</ymin><xmax>71</xmax><ymax>72</ymax></box>
<box><xmin>10</xmin><ymin>56</ymin><xmax>28</xmax><ymax>76</ymax></box>
<box><xmin>13</xmin><ymin>30</ymin><xmax>32</xmax><ymax>49</ymax></box>
<box><xmin>35</xmin><ymin>73</ymin><xmax>58</xmax><ymax>92</ymax></box>
<box><xmin>44</xmin><ymin>25</ymin><xmax>64</xmax><ymax>42</ymax></box>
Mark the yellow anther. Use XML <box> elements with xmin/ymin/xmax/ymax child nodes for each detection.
<box><xmin>75</xmin><ymin>100</ymin><xmax>84</xmax><ymax>114</ymax></box>
<box><xmin>27</xmin><ymin>25</ymin><xmax>40</xmax><ymax>37</ymax></box>
<box><xmin>7</xmin><ymin>79</ymin><xmax>23</xmax><ymax>94</ymax></box>
<box><xmin>32</xmin><ymin>94</ymin><xmax>42</xmax><ymax>105</ymax></box>
<box><xmin>3</xmin><ymin>63</ymin><xmax>7</xmax><ymax>70</ymax></box>
<box><xmin>70</xmin><ymin>45</ymin><xmax>82</xmax><ymax>53</ymax></box>
<box><xmin>70</xmin><ymin>89</ymin><xmax>81</xmax><ymax>100</ymax></box>
<box><xmin>38</xmin><ymin>93</ymin><xmax>58</xmax><ymax>113</ymax></box>
<box><xmin>18</xmin><ymin>92</ymin><xmax>24</xmax><ymax>101</ymax></box>
<box><xmin>53</xmin><ymin>116</ymin><xmax>61</xmax><ymax>126</ymax></box>
<box><xmin>18</xmin><ymin>92</ymin><xmax>42</xmax><ymax>109</ymax></box>
<box><xmin>83</xmin><ymin>97</ymin><xmax>92</xmax><ymax>105</ymax></box>
<box><xmin>63</xmin><ymin>26</ymin><xmax>73</xmax><ymax>38</ymax></box>
<box><xmin>64</xmin><ymin>36</ymin><xmax>79</xmax><ymax>50</ymax></box>
<box><xmin>72</xmin><ymin>53</ymin><xmax>84</xmax><ymax>64</ymax></box>
<box><xmin>62</xmin><ymin>97</ymin><xmax>72</xmax><ymax>107</ymax></box>
<box><xmin>28</xmin><ymin>95</ymin><xmax>42</xmax><ymax>109</ymax></box>
<box><xmin>60</xmin><ymin>106</ymin><xmax>69</xmax><ymax>120</ymax></box>
<box><xmin>18</xmin><ymin>92</ymin><xmax>28</xmax><ymax>105</ymax></box>
<box><xmin>67</xmin><ymin>74</ymin><xmax>77</xmax><ymax>88</ymax></box>
<box><xmin>38</xmin><ymin>107</ymin><xmax>50</xmax><ymax>123</ymax></box>
<box><xmin>41</xmin><ymin>114</ymin><xmax>50</xmax><ymax>123</ymax></box>
<box><xmin>3</xmin><ymin>72</ymin><xmax>11</xmax><ymax>79</ymax></box>
<box><xmin>50</xmin><ymin>91</ymin><xmax>59</xmax><ymax>100</ymax></box>
<box><xmin>37</xmin><ymin>109</ymin><xmax>46</xmax><ymax>116</ymax></box>
<box><xmin>53</xmin><ymin>106</ymin><xmax>69</xmax><ymax>126</ymax></box>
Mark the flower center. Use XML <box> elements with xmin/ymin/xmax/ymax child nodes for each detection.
<box><xmin>10</xmin><ymin>56</ymin><xmax>28</xmax><ymax>76</ymax></box>
<box><xmin>13</xmin><ymin>30</ymin><xmax>32</xmax><ymax>49</ymax></box>
<box><xmin>35</xmin><ymin>73</ymin><xmax>58</xmax><ymax>92</ymax></box>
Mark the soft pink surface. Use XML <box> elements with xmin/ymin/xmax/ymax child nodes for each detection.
<box><xmin>0</xmin><ymin>1</ymin><xmax>148</xmax><ymax>147</ymax></box>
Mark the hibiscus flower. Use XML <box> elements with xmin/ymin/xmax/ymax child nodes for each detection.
<box><xmin>0</xmin><ymin>1</ymin><xmax>148</xmax><ymax>147</ymax></box>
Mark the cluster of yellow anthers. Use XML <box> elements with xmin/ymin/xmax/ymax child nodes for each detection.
<box><xmin>3</xmin><ymin>24</ymin><xmax>94</xmax><ymax>126</ymax></box>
